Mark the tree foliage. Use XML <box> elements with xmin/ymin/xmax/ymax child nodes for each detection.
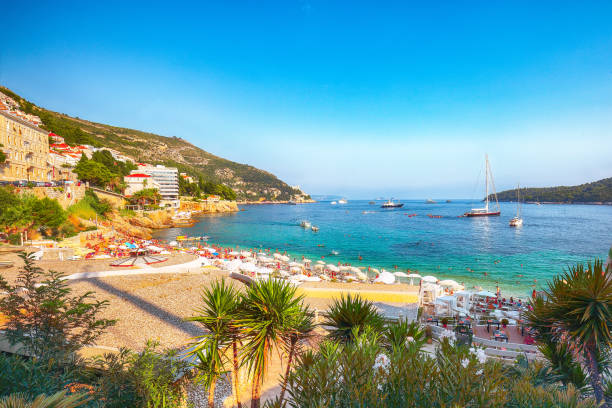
<box><xmin>493</xmin><ymin>178</ymin><xmax>612</xmax><ymax>203</ymax></box>
<box><xmin>0</xmin><ymin>253</ymin><xmax>116</xmax><ymax>361</ymax></box>
<box><xmin>0</xmin><ymin>187</ymin><xmax>67</xmax><ymax>237</ymax></box>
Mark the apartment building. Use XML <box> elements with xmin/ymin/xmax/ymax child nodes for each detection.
<box><xmin>0</xmin><ymin>109</ymin><xmax>50</xmax><ymax>182</ymax></box>
<box><xmin>128</xmin><ymin>165</ymin><xmax>179</xmax><ymax>207</ymax></box>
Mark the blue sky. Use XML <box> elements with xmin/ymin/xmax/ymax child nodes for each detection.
<box><xmin>1</xmin><ymin>1</ymin><xmax>611</xmax><ymax>198</ymax></box>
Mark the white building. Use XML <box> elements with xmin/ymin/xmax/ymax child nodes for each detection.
<box><xmin>124</xmin><ymin>173</ymin><xmax>160</xmax><ymax>196</ymax></box>
<box><xmin>128</xmin><ymin>165</ymin><xmax>179</xmax><ymax>207</ymax></box>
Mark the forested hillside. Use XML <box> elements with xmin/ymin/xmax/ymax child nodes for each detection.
<box><xmin>1</xmin><ymin>86</ymin><xmax>305</xmax><ymax>201</ymax></box>
<box><xmin>491</xmin><ymin>177</ymin><xmax>612</xmax><ymax>203</ymax></box>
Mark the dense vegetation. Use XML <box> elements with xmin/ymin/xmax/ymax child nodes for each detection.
<box><xmin>0</xmin><ymin>251</ymin><xmax>609</xmax><ymax>406</ymax></box>
<box><xmin>492</xmin><ymin>177</ymin><xmax>612</xmax><ymax>203</ymax></box>
<box><xmin>73</xmin><ymin>150</ymin><xmax>137</xmax><ymax>191</ymax></box>
<box><xmin>0</xmin><ymin>186</ymin><xmax>109</xmax><ymax>242</ymax></box>
<box><xmin>178</xmin><ymin>174</ymin><xmax>237</xmax><ymax>200</ymax></box>
<box><xmin>1</xmin><ymin>86</ymin><xmax>302</xmax><ymax>201</ymax></box>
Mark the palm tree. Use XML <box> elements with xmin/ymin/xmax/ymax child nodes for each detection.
<box><xmin>187</xmin><ymin>279</ymin><xmax>241</xmax><ymax>408</ymax></box>
<box><xmin>322</xmin><ymin>294</ymin><xmax>384</xmax><ymax>343</ymax></box>
<box><xmin>278</xmin><ymin>305</ymin><xmax>314</xmax><ymax>405</ymax></box>
<box><xmin>525</xmin><ymin>259</ymin><xmax>612</xmax><ymax>406</ymax></box>
<box><xmin>237</xmin><ymin>279</ymin><xmax>304</xmax><ymax>408</ymax></box>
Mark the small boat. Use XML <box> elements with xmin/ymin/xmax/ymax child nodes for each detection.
<box><xmin>368</xmin><ymin>201</ymin><xmax>375</xmax><ymax>205</ymax></box>
<box><xmin>509</xmin><ymin>184</ymin><xmax>523</xmax><ymax>227</ymax></box>
<box><xmin>331</xmin><ymin>201</ymin><xmax>337</xmax><ymax>205</ymax></box>
<box><xmin>381</xmin><ymin>199</ymin><xmax>404</xmax><ymax>208</ymax></box>
<box><xmin>338</xmin><ymin>199</ymin><xmax>348</xmax><ymax>204</ymax></box>
<box><xmin>300</xmin><ymin>221</ymin><xmax>312</xmax><ymax>228</ymax></box>
<box><xmin>426</xmin><ymin>199</ymin><xmax>436</xmax><ymax>204</ymax></box>
<box><xmin>446</xmin><ymin>199</ymin><xmax>452</xmax><ymax>203</ymax></box>
<box><xmin>288</xmin><ymin>200</ymin><xmax>297</xmax><ymax>205</ymax></box>
<box><xmin>311</xmin><ymin>226</ymin><xmax>319</xmax><ymax>232</ymax></box>
<box><xmin>464</xmin><ymin>154</ymin><xmax>501</xmax><ymax>217</ymax></box>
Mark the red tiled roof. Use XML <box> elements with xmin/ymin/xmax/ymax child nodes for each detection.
<box><xmin>125</xmin><ymin>173</ymin><xmax>151</xmax><ymax>178</ymax></box>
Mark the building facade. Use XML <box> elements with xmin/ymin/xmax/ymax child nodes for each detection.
<box><xmin>124</xmin><ymin>173</ymin><xmax>160</xmax><ymax>196</ymax></box>
<box><xmin>0</xmin><ymin>109</ymin><xmax>50</xmax><ymax>182</ymax></box>
<box><xmin>129</xmin><ymin>165</ymin><xmax>179</xmax><ymax>207</ymax></box>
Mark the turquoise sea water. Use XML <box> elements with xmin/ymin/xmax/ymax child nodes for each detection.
<box><xmin>154</xmin><ymin>200</ymin><xmax>612</xmax><ymax>296</ymax></box>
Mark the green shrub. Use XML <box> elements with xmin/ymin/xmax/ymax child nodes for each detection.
<box><xmin>8</xmin><ymin>233</ymin><xmax>21</xmax><ymax>245</ymax></box>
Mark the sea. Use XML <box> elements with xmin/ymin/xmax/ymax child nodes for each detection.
<box><xmin>154</xmin><ymin>200</ymin><xmax>612</xmax><ymax>297</ymax></box>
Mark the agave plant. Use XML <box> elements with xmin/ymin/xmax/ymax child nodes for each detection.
<box><xmin>525</xmin><ymin>259</ymin><xmax>612</xmax><ymax>406</ymax></box>
<box><xmin>0</xmin><ymin>391</ymin><xmax>89</xmax><ymax>408</ymax></box>
<box><xmin>237</xmin><ymin>279</ymin><xmax>304</xmax><ymax>408</ymax></box>
<box><xmin>187</xmin><ymin>279</ymin><xmax>241</xmax><ymax>408</ymax></box>
<box><xmin>322</xmin><ymin>294</ymin><xmax>384</xmax><ymax>343</ymax></box>
<box><xmin>383</xmin><ymin>318</ymin><xmax>426</xmax><ymax>353</ymax></box>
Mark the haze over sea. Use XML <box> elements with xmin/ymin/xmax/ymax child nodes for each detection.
<box><xmin>156</xmin><ymin>200</ymin><xmax>612</xmax><ymax>296</ymax></box>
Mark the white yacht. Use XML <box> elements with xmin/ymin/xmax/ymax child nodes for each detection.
<box><xmin>509</xmin><ymin>184</ymin><xmax>523</xmax><ymax>227</ymax></box>
<box><xmin>338</xmin><ymin>199</ymin><xmax>348</xmax><ymax>204</ymax></box>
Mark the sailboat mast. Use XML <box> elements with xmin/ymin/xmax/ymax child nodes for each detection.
<box><xmin>516</xmin><ymin>184</ymin><xmax>520</xmax><ymax>217</ymax></box>
<box><xmin>485</xmin><ymin>154</ymin><xmax>489</xmax><ymax>211</ymax></box>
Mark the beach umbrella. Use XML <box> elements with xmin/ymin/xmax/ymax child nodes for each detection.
<box><xmin>439</xmin><ymin>279</ymin><xmax>462</xmax><ymax>289</ymax></box>
<box><xmin>374</xmin><ymin>271</ymin><xmax>396</xmax><ymax>284</ymax></box>
<box><xmin>229</xmin><ymin>251</ymin><xmax>240</xmax><ymax>256</ymax></box>
<box><xmin>371</xmin><ymin>268</ymin><xmax>380</xmax><ymax>274</ymax></box>
<box><xmin>476</xmin><ymin>290</ymin><xmax>496</xmax><ymax>298</ymax></box>
<box><xmin>241</xmin><ymin>251</ymin><xmax>252</xmax><ymax>257</ymax></box>
<box><xmin>327</xmin><ymin>264</ymin><xmax>340</xmax><ymax>272</ymax></box>
<box><xmin>339</xmin><ymin>265</ymin><xmax>352</xmax><ymax>271</ymax></box>
<box><xmin>203</xmin><ymin>247</ymin><xmax>216</xmax><ymax>253</ymax></box>
<box><xmin>316</xmin><ymin>260</ymin><xmax>326</xmax><ymax>265</ymax></box>
<box><xmin>314</xmin><ymin>264</ymin><xmax>324</xmax><ymax>271</ymax></box>
<box><xmin>421</xmin><ymin>275</ymin><xmax>438</xmax><ymax>283</ymax></box>
<box><xmin>356</xmin><ymin>271</ymin><xmax>368</xmax><ymax>281</ymax></box>
<box><xmin>279</xmin><ymin>270</ymin><xmax>290</xmax><ymax>277</ymax></box>
<box><xmin>393</xmin><ymin>271</ymin><xmax>409</xmax><ymax>278</ymax></box>
<box><xmin>407</xmin><ymin>273</ymin><xmax>422</xmax><ymax>285</ymax></box>
<box><xmin>273</xmin><ymin>253</ymin><xmax>283</xmax><ymax>259</ymax></box>
<box><xmin>289</xmin><ymin>262</ymin><xmax>302</xmax><ymax>267</ymax></box>
<box><xmin>319</xmin><ymin>274</ymin><xmax>330</xmax><ymax>281</ymax></box>
<box><xmin>302</xmin><ymin>258</ymin><xmax>312</xmax><ymax>263</ymax></box>
<box><xmin>290</xmin><ymin>266</ymin><xmax>302</xmax><ymax>273</ymax></box>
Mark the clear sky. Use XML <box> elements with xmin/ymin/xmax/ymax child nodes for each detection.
<box><xmin>1</xmin><ymin>1</ymin><xmax>611</xmax><ymax>198</ymax></box>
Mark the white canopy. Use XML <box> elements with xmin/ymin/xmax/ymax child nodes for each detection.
<box><xmin>393</xmin><ymin>272</ymin><xmax>409</xmax><ymax>278</ymax></box>
<box><xmin>370</xmin><ymin>268</ymin><xmax>380</xmax><ymax>274</ymax></box>
<box><xmin>421</xmin><ymin>275</ymin><xmax>438</xmax><ymax>283</ymax></box>
<box><xmin>356</xmin><ymin>271</ymin><xmax>368</xmax><ymax>281</ymax></box>
<box><xmin>327</xmin><ymin>264</ymin><xmax>340</xmax><ymax>272</ymax></box>
<box><xmin>316</xmin><ymin>260</ymin><xmax>326</xmax><ymax>265</ymax></box>
<box><xmin>240</xmin><ymin>251</ymin><xmax>252</xmax><ymax>257</ymax></box>
<box><xmin>374</xmin><ymin>271</ymin><xmax>396</xmax><ymax>284</ymax></box>
<box><xmin>439</xmin><ymin>279</ymin><xmax>463</xmax><ymax>290</ymax></box>
<box><xmin>476</xmin><ymin>290</ymin><xmax>496</xmax><ymax>298</ymax></box>
<box><xmin>407</xmin><ymin>273</ymin><xmax>422</xmax><ymax>278</ymax></box>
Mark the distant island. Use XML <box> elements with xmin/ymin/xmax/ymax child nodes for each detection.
<box><xmin>490</xmin><ymin>177</ymin><xmax>612</xmax><ymax>204</ymax></box>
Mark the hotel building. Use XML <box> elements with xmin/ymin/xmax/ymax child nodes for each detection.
<box><xmin>0</xmin><ymin>108</ymin><xmax>50</xmax><ymax>182</ymax></box>
<box><xmin>128</xmin><ymin>165</ymin><xmax>179</xmax><ymax>207</ymax></box>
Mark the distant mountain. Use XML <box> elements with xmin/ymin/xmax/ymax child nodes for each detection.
<box><xmin>0</xmin><ymin>86</ymin><xmax>306</xmax><ymax>201</ymax></box>
<box><xmin>490</xmin><ymin>177</ymin><xmax>612</xmax><ymax>204</ymax></box>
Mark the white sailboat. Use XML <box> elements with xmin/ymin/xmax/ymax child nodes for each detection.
<box><xmin>464</xmin><ymin>154</ymin><xmax>501</xmax><ymax>217</ymax></box>
<box><xmin>509</xmin><ymin>184</ymin><xmax>523</xmax><ymax>227</ymax></box>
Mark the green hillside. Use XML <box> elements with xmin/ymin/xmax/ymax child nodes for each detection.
<box><xmin>491</xmin><ymin>177</ymin><xmax>612</xmax><ymax>204</ymax></box>
<box><xmin>1</xmin><ymin>86</ymin><xmax>304</xmax><ymax>201</ymax></box>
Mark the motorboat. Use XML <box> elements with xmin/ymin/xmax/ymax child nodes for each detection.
<box><xmin>338</xmin><ymin>199</ymin><xmax>348</xmax><ymax>204</ymax></box>
<box><xmin>311</xmin><ymin>226</ymin><xmax>319</xmax><ymax>232</ymax></box>
<box><xmin>426</xmin><ymin>199</ymin><xmax>436</xmax><ymax>204</ymax></box>
<box><xmin>300</xmin><ymin>221</ymin><xmax>312</xmax><ymax>228</ymax></box>
<box><xmin>331</xmin><ymin>201</ymin><xmax>337</xmax><ymax>205</ymax></box>
<box><xmin>381</xmin><ymin>199</ymin><xmax>404</xmax><ymax>208</ymax></box>
<box><xmin>464</xmin><ymin>154</ymin><xmax>501</xmax><ymax>217</ymax></box>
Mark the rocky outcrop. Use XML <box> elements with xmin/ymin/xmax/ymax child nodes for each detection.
<box><xmin>179</xmin><ymin>200</ymin><xmax>239</xmax><ymax>214</ymax></box>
